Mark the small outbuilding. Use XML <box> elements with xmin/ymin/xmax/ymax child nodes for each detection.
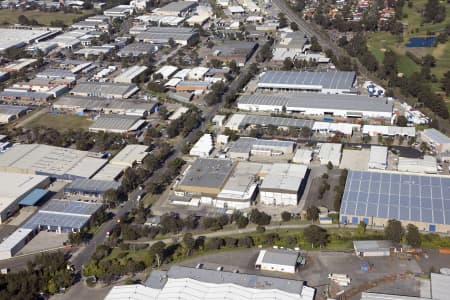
<box><xmin>255</xmin><ymin>249</ymin><xmax>299</xmax><ymax>274</ymax></box>
<box><xmin>353</xmin><ymin>240</ymin><xmax>393</xmax><ymax>257</ymax></box>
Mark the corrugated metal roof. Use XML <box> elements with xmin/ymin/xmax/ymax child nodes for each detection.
<box><xmin>18</xmin><ymin>189</ymin><xmax>48</xmax><ymax>206</ymax></box>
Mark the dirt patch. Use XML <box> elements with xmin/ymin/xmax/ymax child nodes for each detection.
<box><xmin>304</xmin><ymin>168</ymin><xmax>344</xmax><ymax>211</ymax></box>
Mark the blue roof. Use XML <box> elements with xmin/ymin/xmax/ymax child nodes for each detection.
<box><xmin>19</xmin><ymin>189</ymin><xmax>49</xmax><ymax>206</ymax></box>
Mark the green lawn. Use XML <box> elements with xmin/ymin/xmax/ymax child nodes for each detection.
<box><xmin>0</xmin><ymin>9</ymin><xmax>95</xmax><ymax>26</ymax></box>
<box><xmin>25</xmin><ymin>113</ymin><xmax>92</xmax><ymax>130</ymax></box>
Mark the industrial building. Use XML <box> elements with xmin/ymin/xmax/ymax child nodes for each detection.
<box><xmin>0</xmin><ymin>90</ymin><xmax>53</xmax><ymax>105</ymax></box>
<box><xmin>255</xmin><ymin>249</ymin><xmax>300</xmax><ymax>273</ymax></box>
<box><xmin>0</xmin><ymin>28</ymin><xmax>60</xmax><ymax>52</ymax></box>
<box><xmin>224</xmin><ymin>113</ymin><xmax>314</xmax><ymax>131</ymax></box>
<box><xmin>0</xmin><ymin>144</ymin><xmax>107</xmax><ymax>179</ymax></box>
<box><xmin>237</xmin><ymin>93</ymin><xmax>394</xmax><ymax>119</ymax></box>
<box><xmin>117</xmin><ymin>43</ymin><xmax>157</xmax><ymax>57</ymax></box>
<box><xmin>272</xmin><ymin>31</ymin><xmax>309</xmax><ymax>61</ymax></box>
<box><xmin>0</xmin><ymin>172</ymin><xmax>50</xmax><ymax>223</ymax></box>
<box><xmin>210</xmin><ymin>41</ymin><xmax>258</xmax><ymax>66</ymax></box>
<box><xmin>362</xmin><ymin>125</ymin><xmax>416</xmax><ymax>137</ymax></box>
<box><xmin>155</xmin><ymin>1</ymin><xmax>198</xmax><ymax>16</ymax></box>
<box><xmin>228</xmin><ymin>137</ymin><xmax>295</xmax><ymax>160</ymax></box>
<box><xmin>0</xmin><ymin>228</ymin><xmax>34</xmax><ymax>260</ymax></box>
<box><xmin>312</xmin><ymin>121</ymin><xmax>359</xmax><ymax>136</ymax></box>
<box><xmin>103</xmin><ymin>5</ymin><xmax>134</xmax><ymax>18</ymax></box>
<box><xmin>53</xmin><ymin>96</ymin><xmax>157</xmax><ymax>116</ymax></box>
<box><xmin>340</xmin><ymin>170</ymin><xmax>450</xmax><ymax>233</ymax></box>
<box><xmin>89</xmin><ymin>115</ymin><xmax>145</xmax><ymax>134</ymax></box>
<box><xmin>176</xmin><ymin>158</ymin><xmax>234</xmax><ymax>196</ymax></box>
<box><xmin>114</xmin><ymin>66</ymin><xmax>148</xmax><ymax>83</ymax></box>
<box><xmin>155</xmin><ymin>65</ymin><xmax>178</xmax><ymax>80</ymax></box>
<box><xmin>189</xmin><ymin>134</ymin><xmax>214</xmax><ymax>158</ymax></box>
<box><xmin>175</xmin><ymin>80</ymin><xmax>210</xmax><ymax>92</ymax></box>
<box><xmin>257</xmin><ymin>71</ymin><xmax>356</xmax><ymax>94</ymax></box>
<box><xmin>369</xmin><ymin>146</ymin><xmax>388</xmax><ymax>170</ymax></box>
<box><xmin>398</xmin><ymin>156</ymin><xmax>437</xmax><ymax>174</ymax></box>
<box><xmin>293</xmin><ymin>148</ymin><xmax>313</xmax><ymax>165</ymax></box>
<box><xmin>71</xmin><ymin>82</ymin><xmax>140</xmax><ymax>99</ymax></box>
<box><xmin>135</xmin><ymin>27</ymin><xmax>199</xmax><ymax>46</ymax></box>
<box><xmin>0</xmin><ymin>105</ymin><xmax>28</xmax><ymax>124</ymax></box>
<box><xmin>64</xmin><ymin>178</ymin><xmax>120</xmax><ymax>199</ymax></box>
<box><xmin>353</xmin><ymin>240</ymin><xmax>393</xmax><ymax>257</ymax></box>
<box><xmin>105</xmin><ymin>265</ymin><xmax>315</xmax><ymax>300</ymax></box>
<box><xmin>0</xmin><ymin>58</ymin><xmax>38</xmax><ymax>73</ymax></box>
<box><xmin>110</xmin><ymin>144</ymin><xmax>149</xmax><ymax>167</ymax></box>
<box><xmin>421</xmin><ymin>129</ymin><xmax>450</xmax><ymax>153</ymax></box>
<box><xmin>259</xmin><ymin>163</ymin><xmax>308</xmax><ymax>206</ymax></box>
<box><xmin>318</xmin><ymin>143</ymin><xmax>342</xmax><ymax>166</ymax></box>
<box><xmin>215</xmin><ymin>162</ymin><xmax>259</xmax><ymax>209</ymax></box>
<box><xmin>92</xmin><ymin>164</ymin><xmax>125</xmax><ymax>181</ymax></box>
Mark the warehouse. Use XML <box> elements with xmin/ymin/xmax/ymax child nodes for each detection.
<box><xmin>135</xmin><ymin>27</ymin><xmax>199</xmax><ymax>46</ymax></box>
<box><xmin>0</xmin><ymin>172</ymin><xmax>50</xmax><ymax>223</ymax></box>
<box><xmin>260</xmin><ymin>163</ymin><xmax>308</xmax><ymax>206</ymax></box>
<box><xmin>0</xmin><ymin>144</ymin><xmax>107</xmax><ymax>179</ymax></box>
<box><xmin>255</xmin><ymin>249</ymin><xmax>300</xmax><ymax>273</ymax></box>
<box><xmin>89</xmin><ymin>115</ymin><xmax>144</xmax><ymax>134</ymax></box>
<box><xmin>155</xmin><ymin>65</ymin><xmax>178</xmax><ymax>80</ymax></box>
<box><xmin>369</xmin><ymin>146</ymin><xmax>388</xmax><ymax>170</ymax></box>
<box><xmin>318</xmin><ymin>143</ymin><xmax>342</xmax><ymax>166</ymax></box>
<box><xmin>117</xmin><ymin>43</ymin><xmax>157</xmax><ymax>57</ymax></box>
<box><xmin>362</xmin><ymin>125</ymin><xmax>416</xmax><ymax>137</ymax></box>
<box><xmin>175</xmin><ymin>81</ymin><xmax>210</xmax><ymax>92</ymax></box>
<box><xmin>421</xmin><ymin>129</ymin><xmax>450</xmax><ymax>153</ymax></box>
<box><xmin>237</xmin><ymin>93</ymin><xmax>394</xmax><ymax>119</ymax></box>
<box><xmin>21</xmin><ymin>199</ymin><xmax>103</xmax><ymax>233</ymax></box>
<box><xmin>104</xmin><ymin>5</ymin><xmax>134</xmax><ymax>18</ymax></box>
<box><xmin>189</xmin><ymin>134</ymin><xmax>214</xmax><ymax>157</ymax></box>
<box><xmin>0</xmin><ymin>28</ymin><xmax>60</xmax><ymax>52</ymax></box>
<box><xmin>105</xmin><ymin>265</ymin><xmax>315</xmax><ymax>300</ymax></box>
<box><xmin>64</xmin><ymin>178</ymin><xmax>120</xmax><ymax>200</ymax></box>
<box><xmin>0</xmin><ymin>58</ymin><xmax>38</xmax><ymax>73</ymax></box>
<box><xmin>210</xmin><ymin>41</ymin><xmax>258</xmax><ymax>66</ymax></box>
<box><xmin>0</xmin><ymin>105</ymin><xmax>28</xmax><ymax>124</ymax></box>
<box><xmin>176</xmin><ymin>158</ymin><xmax>234</xmax><ymax>196</ymax></box>
<box><xmin>114</xmin><ymin>66</ymin><xmax>148</xmax><ymax>83</ymax></box>
<box><xmin>168</xmin><ymin>106</ymin><xmax>189</xmax><ymax>121</ymax></box>
<box><xmin>0</xmin><ymin>228</ymin><xmax>34</xmax><ymax>260</ymax></box>
<box><xmin>257</xmin><ymin>71</ymin><xmax>356</xmax><ymax>94</ymax></box>
<box><xmin>340</xmin><ymin>170</ymin><xmax>450</xmax><ymax>233</ymax></box>
<box><xmin>0</xmin><ymin>90</ymin><xmax>53</xmax><ymax>105</ymax></box>
<box><xmin>224</xmin><ymin>113</ymin><xmax>314</xmax><ymax>131</ymax></box>
<box><xmin>71</xmin><ymin>82</ymin><xmax>140</xmax><ymax>99</ymax></box>
<box><xmin>92</xmin><ymin>164</ymin><xmax>125</xmax><ymax>181</ymax></box>
<box><xmin>312</xmin><ymin>121</ymin><xmax>359</xmax><ymax>136</ymax></box>
<box><xmin>110</xmin><ymin>144</ymin><xmax>149</xmax><ymax>167</ymax></box>
<box><xmin>228</xmin><ymin>137</ymin><xmax>295</xmax><ymax>160</ymax></box>
<box><xmin>293</xmin><ymin>148</ymin><xmax>313</xmax><ymax>165</ymax></box>
<box><xmin>53</xmin><ymin>96</ymin><xmax>157</xmax><ymax>116</ymax></box>
<box><xmin>353</xmin><ymin>240</ymin><xmax>393</xmax><ymax>257</ymax></box>
<box><xmin>215</xmin><ymin>162</ymin><xmax>259</xmax><ymax>209</ymax></box>
<box><xmin>398</xmin><ymin>156</ymin><xmax>437</xmax><ymax>174</ymax></box>
<box><xmin>154</xmin><ymin>1</ymin><xmax>198</xmax><ymax>16</ymax></box>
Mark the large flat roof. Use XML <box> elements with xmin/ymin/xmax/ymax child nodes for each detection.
<box><xmin>65</xmin><ymin>178</ymin><xmax>120</xmax><ymax>194</ymax></box>
<box><xmin>340</xmin><ymin>170</ymin><xmax>450</xmax><ymax>225</ymax></box>
<box><xmin>178</xmin><ymin>158</ymin><xmax>233</xmax><ymax>190</ymax></box>
<box><xmin>0</xmin><ymin>172</ymin><xmax>49</xmax><ymax>212</ymax></box>
<box><xmin>89</xmin><ymin>115</ymin><xmax>141</xmax><ymax>132</ymax></box>
<box><xmin>423</xmin><ymin>128</ymin><xmax>450</xmax><ymax>145</ymax></box>
<box><xmin>353</xmin><ymin>240</ymin><xmax>393</xmax><ymax>252</ymax></box>
<box><xmin>225</xmin><ymin>113</ymin><xmax>314</xmax><ymax>130</ymax></box>
<box><xmin>258</xmin><ymin>249</ymin><xmax>299</xmax><ymax>266</ymax></box>
<box><xmin>258</xmin><ymin>71</ymin><xmax>356</xmax><ymax>90</ymax></box>
<box><xmin>53</xmin><ymin>96</ymin><xmax>157</xmax><ymax>112</ymax></box>
<box><xmin>238</xmin><ymin>93</ymin><xmax>394</xmax><ymax>114</ymax></box>
<box><xmin>0</xmin><ymin>104</ymin><xmax>28</xmax><ymax>115</ymax></box>
<box><xmin>157</xmin><ymin>1</ymin><xmax>197</xmax><ymax>12</ymax></box>
<box><xmin>260</xmin><ymin>164</ymin><xmax>307</xmax><ymax>193</ymax></box>
<box><xmin>40</xmin><ymin>199</ymin><xmax>102</xmax><ymax>216</ymax></box>
<box><xmin>71</xmin><ymin>82</ymin><xmax>139</xmax><ymax>98</ymax></box>
<box><xmin>110</xmin><ymin>144</ymin><xmax>149</xmax><ymax>167</ymax></box>
<box><xmin>0</xmin><ymin>144</ymin><xmax>105</xmax><ymax>178</ymax></box>
<box><xmin>0</xmin><ymin>28</ymin><xmax>58</xmax><ymax>51</ymax></box>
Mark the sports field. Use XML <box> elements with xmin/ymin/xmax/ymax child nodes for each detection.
<box><xmin>0</xmin><ymin>9</ymin><xmax>95</xmax><ymax>26</ymax></box>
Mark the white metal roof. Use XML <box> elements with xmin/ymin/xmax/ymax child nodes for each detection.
<box><xmin>369</xmin><ymin>146</ymin><xmax>387</xmax><ymax>170</ymax></box>
<box><xmin>293</xmin><ymin>148</ymin><xmax>313</xmax><ymax>164</ymax></box>
<box><xmin>398</xmin><ymin>156</ymin><xmax>437</xmax><ymax>174</ymax></box>
<box><xmin>156</xmin><ymin>65</ymin><xmax>178</xmax><ymax>78</ymax></box>
<box><xmin>362</xmin><ymin>125</ymin><xmax>416</xmax><ymax>137</ymax></box>
<box><xmin>114</xmin><ymin>66</ymin><xmax>148</xmax><ymax>83</ymax></box>
<box><xmin>422</xmin><ymin>129</ymin><xmax>450</xmax><ymax>146</ymax></box>
<box><xmin>430</xmin><ymin>273</ymin><xmax>450</xmax><ymax>300</ymax></box>
<box><xmin>318</xmin><ymin>143</ymin><xmax>342</xmax><ymax>166</ymax></box>
<box><xmin>313</xmin><ymin>121</ymin><xmax>359</xmax><ymax>135</ymax></box>
<box><xmin>0</xmin><ymin>228</ymin><xmax>33</xmax><ymax>254</ymax></box>
<box><xmin>110</xmin><ymin>144</ymin><xmax>149</xmax><ymax>167</ymax></box>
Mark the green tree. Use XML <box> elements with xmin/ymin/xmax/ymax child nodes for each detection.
<box><xmin>183</xmin><ymin>233</ymin><xmax>195</xmax><ymax>256</ymax></box>
<box><xmin>48</xmin><ymin>279</ymin><xmax>57</xmax><ymax>294</ymax></box>
<box><xmin>357</xmin><ymin>221</ymin><xmax>367</xmax><ymax>235</ymax></box>
<box><xmin>149</xmin><ymin>241</ymin><xmax>166</xmax><ymax>267</ymax></box>
<box><xmin>327</xmin><ymin>161</ymin><xmax>334</xmax><ymax>170</ymax></box>
<box><xmin>396</xmin><ymin>115</ymin><xmax>408</xmax><ymax>127</ymax></box>
<box><xmin>103</xmin><ymin>188</ymin><xmax>118</xmax><ymax>208</ymax></box>
<box><xmin>309</xmin><ymin>36</ymin><xmax>322</xmax><ymax>52</ymax></box>
<box><xmin>281</xmin><ymin>211</ymin><xmax>291</xmax><ymax>222</ymax></box>
<box><xmin>278</xmin><ymin>12</ymin><xmax>288</xmax><ymax>28</ymax></box>
<box><xmin>306</xmin><ymin>206</ymin><xmax>320</xmax><ymax>221</ymax></box>
<box><xmin>384</xmin><ymin>219</ymin><xmax>404</xmax><ymax>243</ymax></box>
<box><xmin>406</xmin><ymin>224</ymin><xmax>421</xmax><ymax>248</ymax></box>
<box><xmin>290</xmin><ymin>22</ymin><xmax>299</xmax><ymax>31</ymax></box>
<box><xmin>304</xmin><ymin>225</ymin><xmax>329</xmax><ymax>248</ymax></box>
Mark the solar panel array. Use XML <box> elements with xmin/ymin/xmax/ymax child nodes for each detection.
<box><xmin>340</xmin><ymin>170</ymin><xmax>450</xmax><ymax>225</ymax></box>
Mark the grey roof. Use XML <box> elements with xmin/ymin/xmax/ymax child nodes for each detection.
<box><xmin>0</xmin><ymin>104</ymin><xmax>28</xmax><ymax>115</ymax></box>
<box><xmin>213</xmin><ymin>41</ymin><xmax>258</xmax><ymax>56</ymax></box>
<box><xmin>37</xmin><ymin>68</ymin><xmax>75</xmax><ymax>78</ymax></box>
<box><xmin>22</xmin><ymin>212</ymin><xmax>91</xmax><ymax>230</ymax></box>
<box><xmin>54</xmin><ymin>96</ymin><xmax>157</xmax><ymax>112</ymax></box>
<box><xmin>90</xmin><ymin>114</ymin><xmax>141</xmax><ymax>131</ymax></box>
<box><xmin>241</xmin><ymin>114</ymin><xmax>313</xmax><ymax>129</ymax></box>
<box><xmin>158</xmin><ymin>1</ymin><xmax>197</xmax><ymax>12</ymax></box>
<box><xmin>230</xmin><ymin>137</ymin><xmax>295</xmax><ymax>154</ymax></box>
<box><xmin>340</xmin><ymin>170</ymin><xmax>450</xmax><ymax>225</ymax></box>
<box><xmin>118</xmin><ymin>42</ymin><xmax>157</xmax><ymax>56</ymax></box>
<box><xmin>353</xmin><ymin>240</ymin><xmax>393</xmax><ymax>252</ymax></box>
<box><xmin>431</xmin><ymin>273</ymin><xmax>450</xmax><ymax>300</ymax></box>
<box><xmin>135</xmin><ymin>27</ymin><xmax>196</xmax><ymax>43</ymax></box>
<box><xmin>0</xmin><ymin>91</ymin><xmax>51</xmax><ymax>99</ymax></box>
<box><xmin>261</xmin><ymin>249</ymin><xmax>299</xmax><ymax>266</ymax></box>
<box><xmin>423</xmin><ymin>128</ymin><xmax>450</xmax><ymax>145</ymax></box>
<box><xmin>71</xmin><ymin>82</ymin><xmax>139</xmax><ymax>98</ymax></box>
<box><xmin>258</xmin><ymin>71</ymin><xmax>356</xmax><ymax>90</ymax></box>
<box><xmin>40</xmin><ymin>199</ymin><xmax>102</xmax><ymax>216</ymax></box>
<box><xmin>361</xmin><ymin>293</ymin><xmax>428</xmax><ymax>300</ymax></box>
<box><xmin>178</xmin><ymin>158</ymin><xmax>233</xmax><ymax>190</ymax></box>
<box><xmin>239</xmin><ymin>93</ymin><xmax>394</xmax><ymax>113</ymax></box>
<box><xmin>146</xmin><ymin>265</ymin><xmax>305</xmax><ymax>294</ymax></box>
<box><xmin>65</xmin><ymin>178</ymin><xmax>120</xmax><ymax>194</ymax></box>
